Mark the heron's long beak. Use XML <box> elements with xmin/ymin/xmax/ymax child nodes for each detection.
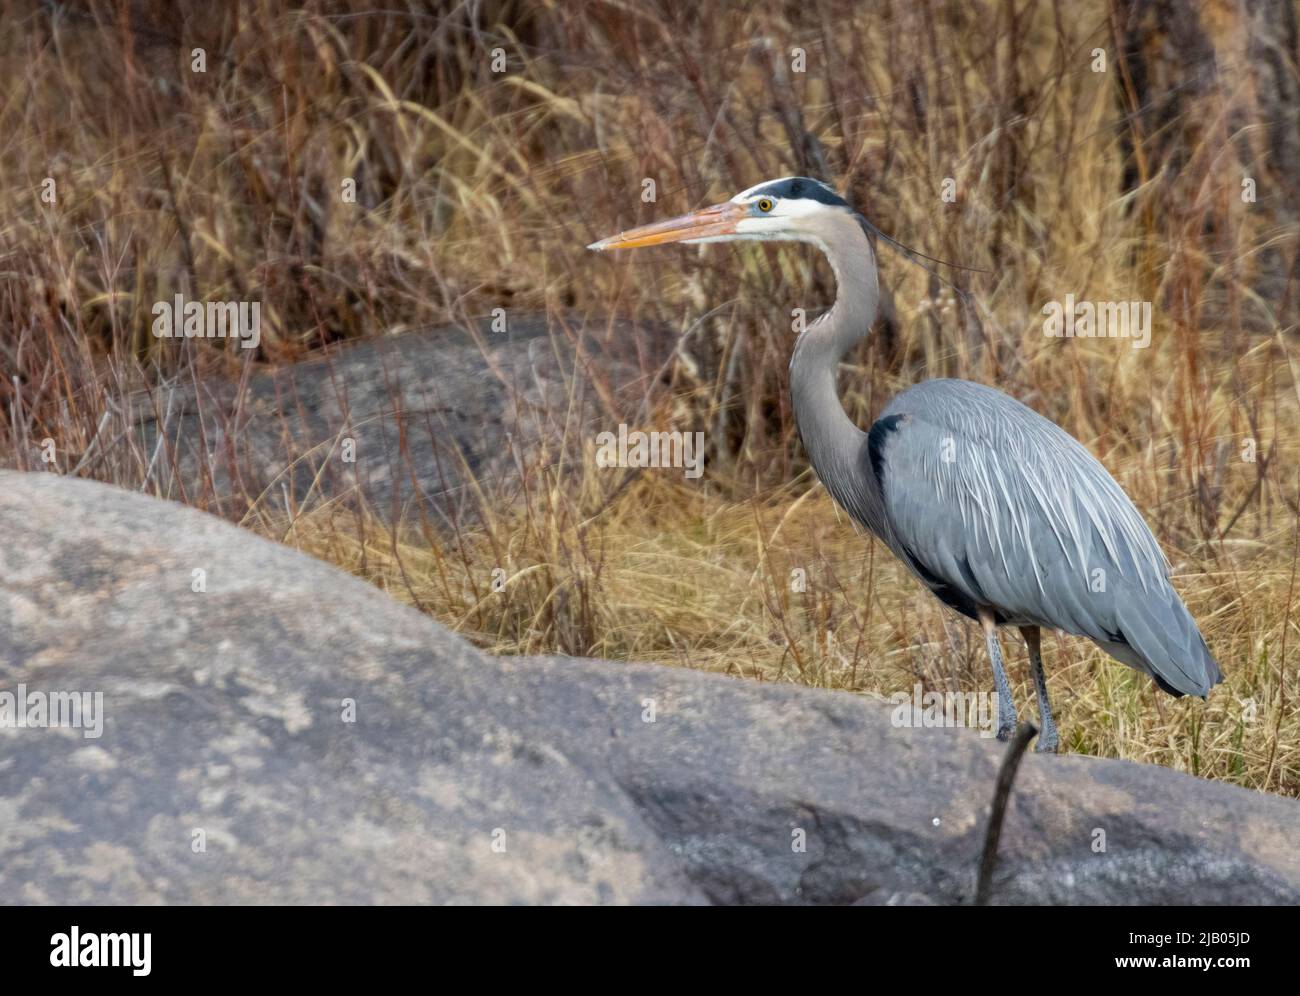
<box><xmin>587</xmin><ymin>201</ymin><xmax>745</xmax><ymax>251</ymax></box>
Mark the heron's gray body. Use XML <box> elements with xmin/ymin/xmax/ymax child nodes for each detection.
<box><xmin>833</xmin><ymin>379</ymin><xmax>1220</xmax><ymax>697</ymax></box>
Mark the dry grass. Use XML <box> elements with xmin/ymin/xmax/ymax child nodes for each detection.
<box><xmin>1</xmin><ymin>1</ymin><xmax>1298</xmax><ymax>795</ymax></box>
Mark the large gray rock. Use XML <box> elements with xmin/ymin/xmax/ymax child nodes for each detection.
<box><xmin>1</xmin><ymin>471</ymin><xmax>1297</xmax><ymax>904</ymax></box>
<box><xmin>126</xmin><ymin>313</ymin><xmax>673</xmax><ymax>526</ymax></box>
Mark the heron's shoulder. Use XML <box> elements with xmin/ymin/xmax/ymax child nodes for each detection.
<box><xmin>877</xmin><ymin>379</ymin><xmax>1073</xmax><ymax>447</ymax></box>
<box><xmin>881</xmin><ymin>378</ymin><xmax>1036</xmax><ymax>419</ymax></box>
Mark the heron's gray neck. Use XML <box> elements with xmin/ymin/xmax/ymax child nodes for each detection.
<box><xmin>789</xmin><ymin>212</ymin><xmax>878</xmax><ymax>505</ymax></box>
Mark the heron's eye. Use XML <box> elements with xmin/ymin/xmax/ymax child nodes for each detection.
<box><xmin>756</xmin><ymin>197</ymin><xmax>774</xmax><ymax>213</ymax></box>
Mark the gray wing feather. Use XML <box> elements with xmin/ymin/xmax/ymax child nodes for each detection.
<box><xmin>868</xmin><ymin>379</ymin><xmax>1221</xmax><ymax>696</ymax></box>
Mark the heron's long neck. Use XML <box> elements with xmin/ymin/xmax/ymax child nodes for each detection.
<box><xmin>789</xmin><ymin>214</ymin><xmax>878</xmax><ymax>505</ymax></box>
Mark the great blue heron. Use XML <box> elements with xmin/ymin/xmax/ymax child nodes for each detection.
<box><xmin>589</xmin><ymin>176</ymin><xmax>1222</xmax><ymax>753</ymax></box>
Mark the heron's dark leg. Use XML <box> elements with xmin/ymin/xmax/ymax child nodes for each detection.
<box><xmin>977</xmin><ymin>607</ymin><xmax>1017</xmax><ymax>741</ymax></box>
<box><xmin>1020</xmin><ymin>625</ymin><xmax>1059</xmax><ymax>754</ymax></box>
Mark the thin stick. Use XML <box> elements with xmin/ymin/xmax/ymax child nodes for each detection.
<box><xmin>975</xmin><ymin>721</ymin><xmax>1038</xmax><ymax>906</ymax></box>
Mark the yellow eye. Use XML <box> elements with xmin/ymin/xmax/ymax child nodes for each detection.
<box><xmin>757</xmin><ymin>198</ymin><xmax>774</xmax><ymax>213</ymax></box>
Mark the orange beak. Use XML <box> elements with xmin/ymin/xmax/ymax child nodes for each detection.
<box><xmin>587</xmin><ymin>201</ymin><xmax>747</xmax><ymax>251</ymax></box>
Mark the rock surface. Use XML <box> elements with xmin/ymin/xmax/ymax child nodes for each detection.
<box><xmin>128</xmin><ymin>312</ymin><xmax>673</xmax><ymax>526</ymax></box>
<box><xmin>1</xmin><ymin>471</ymin><xmax>1297</xmax><ymax>905</ymax></box>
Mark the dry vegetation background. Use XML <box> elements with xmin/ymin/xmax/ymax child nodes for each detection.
<box><xmin>1</xmin><ymin>0</ymin><xmax>1298</xmax><ymax>794</ymax></box>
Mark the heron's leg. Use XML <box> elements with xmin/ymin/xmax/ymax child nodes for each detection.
<box><xmin>977</xmin><ymin>607</ymin><xmax>1017</xmax><ymax>741</ymax></box>
<box><xmin>1020</xmin><ymin>625</ymin><xmax>1059</xmax><ymax>754</ymax></box>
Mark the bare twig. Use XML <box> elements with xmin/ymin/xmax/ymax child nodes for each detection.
<box><xmin>975</xmin><ymin>721</ymin><xmax>1038</xmax><ymax>906</ymax></box>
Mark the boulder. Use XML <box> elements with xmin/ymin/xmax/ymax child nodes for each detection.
<box><xmin>1</xmin><ymin>471</ymin><xmax>1296</xmax><ymax>904</ymax></box>
<box><xmin>128</xmin><ymin>313</ymin><xmax>673</xmax><ymax>526</ymax></box>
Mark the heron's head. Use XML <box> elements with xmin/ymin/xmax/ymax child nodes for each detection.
<box><xmin>587</xmin><ymin>176</ymin><xmax>854</xmax><ymax>252</ymax></box>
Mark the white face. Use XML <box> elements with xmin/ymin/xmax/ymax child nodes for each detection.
<box><xmin>681</xmin><ymin>176</ymin><xmax>846</xmax><ymax>245</ymax></box>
